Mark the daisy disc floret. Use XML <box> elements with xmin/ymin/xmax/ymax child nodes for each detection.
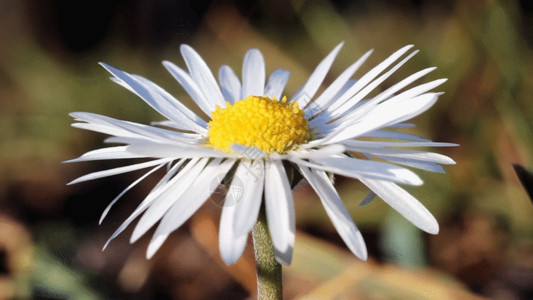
<box><xmin>208</xmin><ymin>95</ymin><xmax>310</xmax><ymax>154</ymax></box>
<box><xmin>67</xmin><ymin>42</ymin><xmax>456</xmax><ymax>267</ymax></box>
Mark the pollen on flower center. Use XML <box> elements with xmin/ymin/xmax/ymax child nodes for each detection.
<box><xmin>207</xmin><ymin>95</ymin><xmax>310</xmax><ymax>154</ymax></box>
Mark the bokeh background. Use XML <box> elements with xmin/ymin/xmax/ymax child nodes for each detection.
<box><xmin>1</xmin><ymin>0</ymin><xmax>532</xmax><ymax>299</ymax></box>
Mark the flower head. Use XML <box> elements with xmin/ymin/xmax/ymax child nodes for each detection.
<box><xmin>67</xmin><ymin>42</ymin><xmax>456</xmax><ymax>265</ymax></box>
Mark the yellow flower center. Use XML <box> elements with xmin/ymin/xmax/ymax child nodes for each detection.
<box><xmin>208</xmin><ymin>96</ymin><xmax>310</xmax><ymax>154</ymax></box>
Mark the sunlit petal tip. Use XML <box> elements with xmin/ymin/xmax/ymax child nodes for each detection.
<box><xmin>221</xmin><ymin>252</ymin><xmax>238</xmax><ymax>266</ymax></box>
<box><xmin>265</xmin><ymin>160</ymin><xmax>295</xmax><ymax>263</ymax></box>
<box><xmin>358</xmin><ymin>247</ymin><xmax>368</xmax><ymax>261</ymax></box>
<box><xmin>421</xmin><ymin>217</ymin><xmax>439</xmax><ymax>235</ymax></box>
<box><xmin>179</xmin><ymin>44</ymin><xmax>194</xmax><ymax>55</ymax></box>
<box><xmin>409</xmin><ymin>175</ymin><xmax>424</xmax><ymax>186</ymax></box>
<box><xmin>334</xmin><ymin>41</ymin><xmax>345</xmax><ymax>50</ymax></box>
<box><xmin>102</xmin><ymin>238</ymin><xmax>112</xmax><ymax>251</ymax></box>
<box><xmin>220</xmin><ymin>234</ymin><xmax>247</xmax><ymax>265</ymax></box>
<box><xmin>219</xmin><ymin>195</ymin><xmax>249</xmax><ymax>265</ymax></box>
<box><xmin>69</xmin><ymin>112</ymin><xmax>83</xmax><ymax>119</ymax></box>
<box><xmin>99</xmin><ymin>62</ymin><xmax>119</xmax><ymax>75</ymax></box>
<box><xmin>146</xmin><ymin>235</ymin><xmax>166</xmax><ymax>259</ymax></box>
<box><xmin>61</xmin><ymin>158</ymin><xmax>74</xmax><ymax>164</ymax></box>
<box><xmin>219</xmin><ymin>232</ymin><xmax>247</xmax><ymax>265</ymax></box>
<box><xmin>440</xmin><ymin>156</ymin><xmax>457</xmax><ymax>165</ymax></box>
<box><xmin>246</xmin><ymin>48</ymin><xmax>262</xmax><ymax>55</ymax></box>
<box><xmin>65</xmin><ymin>179</ymin><xmax>77</xmax><ymax>185</ymax></box>
<box><xmin>161</xmin><ymin>61</ymin><xmax>177</xmax><ymax>73</ymax></box>
<box><xmin>274</xmin><ymin>246</ymin><xmax>293</xmax><ymax>266</ymax></box>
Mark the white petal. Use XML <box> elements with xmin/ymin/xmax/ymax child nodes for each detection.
<box><xmin>308</xmin><ymin>91</ymin><xmax>440</xmax><ymax>147</ymax></box>
<box><xmin>151</xmin><ymin>120</ymin><xmax>195</xmax><ymax>131</ymax></box>
<box><xmin>71</xmin><ymin>112</ymin><xmax>202</xmax><ymax>143</ymax></box>
<box><xmin>369</xmin><ymin>67</ymin><xmax>437</xmax><ymax>104</ymax></box>
<box><xmin>67</xmin><ymin>158</ymin><xmax>172</xmax><ymax>185</ymax></box>
<box><xmin>375</xmin><ymin>156</ymin><xmax>446</xmax><ymax>173</ymax></box>
<box><xmin>146</xmin><ymin>158</ymin><xmax>236</xmax><ymax>258</ymax></box>
<box><xmin>129</xmin><ymin>158</ymin><xmax>210</xmax><ymax>243</ymax></box>
<box><xmin>149</xmin><ymin>159</ymin><xmax>187</xmax><ymax>193</ymax></box>
<box><xmin>100</xmin><ymin>63</ymin><xmax>205</xmax><ymax>132</ymax></box>
<box><xmin>359</xmin><ymin>178</ymin><xmax>439</xmax><ymax>234</ymax></box>
<box><xmin>328</xmin><ymin>50</ymin><xmax>419</xmax><ymax>119</ymax></box>
<box><xmin>126</xmin><ymin>141</ymin><xmax>232</xmax><ymax>159</ymax></box>
<box><xmin>323</xmin><ymin>45</ymin><xmax>414</xmax><ymax>115</ymax></box>
<box><xmin>99</xmin><ymin>162</ymin><xmax>168</xmax><ymax>224</ymax></box>
<box><xmin>241</xmin><ymin>49</ymin><xmax>266</xmax><ymax>97</ymax></box>
<box><xmin>102</xmin><ymin>159</ymin><xmax>191</xmax><ymax>250</ymax></box>
<box><xmin>180</xmin><ymin>45</ymin><xmax>226</xmax><ymax>110</ymax></box>
<box><xmin>64</xmin><ymin>146</ymin><xmax>141</xmax><ymax>163</ymax></box>
<box><xmin>362</xmin><ymin>130</ymin><xmax>432</xmax><ymax>142</ymax></box>
<box><xmin>105</xmin><ymin>136</ymin><xmax>198</xmax><ymax>147</ymax></box>
<box><xmin>264</xmin><ymin>160</ymin><xmax>295</xmax><ymax>265</ymax></box>
<box><xmin>218</xmin><ymin>65</ymin><xmax>241</xmax><ymax>103</ymax></box>
<box><xmin>349</xmin><ymin>147</ymin><xmax>456</xmax><ymax>165</ymax></box>
<box><xmin>293</xmin><ymin>42</ymin><xmax>344</xmax><ymax>106</ymax></box>
<box><xmin>102</xmin><ymin>158</ymin><xmax>194</xmax><ymax>250</ymax></box>
<box><xmin>132</xmin><ymin>75</ymin><xmax>208</xmax><ymax>131</ymax></box>
<box><xmin>365</xmin><ymin>78</ymin><xmax>447</xmax><ymax>114</ymax></box>
<box><xmin>219</xmin><ymin>205</ymin><xmax>248</xmax><ymax>265</ymax></box>
<box><xmin>335</xmin><ymin>77</ymin><xmax>447</xmax><ymax>125</ymax></box>
<box><xmin>298</xmin><ymin>166</ymin><xmax>367</xmax><ymax>260</ymax></box>
<box><xmin>106</xmin><ymin>133</ymin><xmax>201</xmax><ymax>146</ymax></box>
<box><xmin>219</xmin><ymin>171</ymin><xmax>252</xmax><ymax>265</ymax></box>
<box><xmin>264</xmin><ymin>69</ymin><xmax>290</xmax><ymax>100</ymax></box>
<box><xmin>71</xmin><ymin>122</ymin><xmax>130</xmax><ymax>138</ymax></box>
<box><xmin>232</xmin><ymin>160</ymin><xmax>264</xmax><ymax>236</ymax></box>
<box><xmin>77</xmin><ymin>123</ymin><xmax>196</xmax><ymax>145</ymax></box>
<box><xmin>307</xmin><ymin>50</ymin><xmax>373</xmax><ymax>116</ymax></box>
<box><xmin>342</xmin><ymin>140</ymin><xmax>458</xmax><ymax>148</ymax></box>
<box><xmin>290</xmin><ymin>155</ymin><xmax>423</xmax><ymax>186</ymax></box>
<box><xmin>163</xmin><ymin>60</ymin><xmax>218</xmax><ymax>115</ymax></box>
<box><xmin>308</xmin><ymin>79</ymin><xmax>358</xmax><ymax>128</ymax></box>
<box><xmin>384</xmin><ymin>78</ymin><xmax>447</xmax><ymax>107</ymax></box>
<box><xmin>319</xmin><ymin>93</ymin><xmax>440</xmax><ymax>145</ymax></box>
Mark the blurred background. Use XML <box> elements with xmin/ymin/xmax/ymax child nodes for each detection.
<box><xmin>1</xmin><ymin>0</ymin><xmax>532</xmax><ymax>299</ymax></box>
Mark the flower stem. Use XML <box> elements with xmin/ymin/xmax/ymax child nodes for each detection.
<box><xmin>252</xmin><ymin>204</ymin><xmax>282</xmax><ymax>300</ymax></box>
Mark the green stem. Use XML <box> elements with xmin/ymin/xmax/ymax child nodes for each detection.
<box><xmin>252</xmin><ymin>204</ymin><xmax>282</xmax><ymax>300</ymax></box>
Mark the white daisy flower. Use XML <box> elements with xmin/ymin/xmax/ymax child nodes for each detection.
<box><xmin>67</xmin><ymin>42</ymin><xmax>456</xmax><ymax>266</ymax></box>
